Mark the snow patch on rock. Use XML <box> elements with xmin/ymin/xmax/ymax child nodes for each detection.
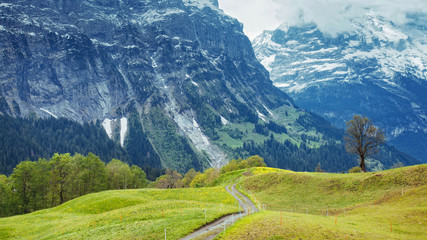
<box><xmin>274</xmin><ymin>82</ymin><xmax>291</xmax><ymax>88</ymax></box>
<box><xmin>40</xmin><ymin>108</ymin><xmax>58</xmax><ymax>119</ymax></box>
<box><xmin>220</xmin><ymin>115</ymin><xmax>229</xmax><ymax>125</ymax></box>
<box><xmin>392</xmin><ymin>127</ymin><xmax>405</xmax><ymax>137</ymax></box>
<box><xmin>256</xmin><ymin>109</ymin><xmax>267</xmax><ymax>122</ymax></box>
<box><xmin>120</xmin><ymin>117</ymin><xmax>128</xmax><ymax>147</ymax></box>
<box><xmin>263</xmin><ymin>104</ymin><xmax>274</xmax><ymax>117</ymax></box>
<box><xmin>102</xmin><ymin>119</ymin><xmax>113</xmax><ymax>139</ymax></box>
<box><xmin>260</xmin><ymin>54</ymin><xmax>276</xmax><ymax>72</ymax></box>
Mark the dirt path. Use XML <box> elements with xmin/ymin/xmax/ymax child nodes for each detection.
<box><xmin>179</xmin><ymin>184</ymin><xmax>258</xmax><ymax>240</ymax></box>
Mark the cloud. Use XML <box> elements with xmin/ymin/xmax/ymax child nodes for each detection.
<box><xmin>273</xmin><ymin>0</ymin><xmax>427</xmax><ymax>36</ymax></box>
<box><xmin>219</xmin><ymin>0</ymin><xmax>282</xmax><ymax>39</ymax></box>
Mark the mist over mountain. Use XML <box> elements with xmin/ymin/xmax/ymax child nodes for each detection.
<box><xmin>0</xmin><ymin>0</ymin><xmax>419</xmax><ymax>174</ymax></box>
<box><xmin>253</xmin><ymin>11</ymin><xmax>427</xmax><ymax>163</ymax></box>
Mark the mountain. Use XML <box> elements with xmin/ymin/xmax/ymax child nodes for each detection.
<box><xmin>0</xmin><ymin>114</ymin><xmax>128</xmax><ymax>174</ymax></box>
<box><xmin>252</xmin><ymin>12</ymin><xmax>427</xmax><ymax>163</ymax></box>
<box><xmin>0</xmin><ymin>0</ymin><xmax>419</xmax><ymax>173</ymax></box>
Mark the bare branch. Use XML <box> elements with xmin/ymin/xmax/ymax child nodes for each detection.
<box><xmin>344</xmin><ymin>115</ymin><xmax>386</xmax><ymax>172</ymax></box>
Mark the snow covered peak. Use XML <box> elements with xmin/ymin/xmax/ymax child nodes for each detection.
<box><xmin>253</xmin><ymin>11</ymin><xmax>427</xmax><ymax>162</ymax></box>
<box><xmin>254</xmin><ymin>11</ymin><xmax>427</xmax><ymax>90</ymax></box>
<box><xmin>183</xmin><ymin>0</ymin><xmax>219</xmax><ymax>9</ymax></box>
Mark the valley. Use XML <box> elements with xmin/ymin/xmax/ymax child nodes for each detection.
<box><xmin>0</xmin><ymin>165</ymin><xmax>425</xmax><ymax>239</ymax></box>
<box><xmin>0</xmin><ymin>0</ymin><xmax>425</xmax><ymax>239</ymax></box>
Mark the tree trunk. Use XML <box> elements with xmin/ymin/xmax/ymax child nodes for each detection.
<box><xmin>59</xmin><ymin>183</ymin><xmax>64</xmax><ymax>204</ymax></box>
<box><xmin>51</xmin><ymin>191</ymin><xmax>55</xmax><ymax>207</ymax></box>
<box><xmin>360</xmin><ymin>156</ymin><xmax>366</xmax><ymax>173</ymax></box>
<box><xmin>33</xmin><ymin>192</ymin><xmax>37</xmax><ymax>211</ymax></box>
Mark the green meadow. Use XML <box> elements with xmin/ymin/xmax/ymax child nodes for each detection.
<box><xmin>217</xmin><ymin>165</ymin><xmax>427</xmax><ymax>239</ymax></box>
<box><xmin>1</xmin><ymin>165</ymin><xmax>426</xmax><ymax>239</ymax></box>
<box><xmin>0</xmin><ymin>187</ymin><xmax>238</xmax><ymax>240</ymax></box>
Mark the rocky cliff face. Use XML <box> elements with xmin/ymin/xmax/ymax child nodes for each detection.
<box><xmin>0</xmin><ymin>1</ymin><xmax>419</xmax><ymax>172</ymax></box>
<box><xmin>253</xmin><ymin>12</ymin><xmax>427</xmax><ymax>162</ymax></box>
<box><xmin>0</xmin><ymin>0</ymin><xmax>293</xmax><ymax>171</ymax></box>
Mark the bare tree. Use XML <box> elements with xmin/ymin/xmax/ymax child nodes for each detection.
<box><xmin>345</xmin><ymin>115</ymin><xmax>385</xmax><ymax>172</ymax></box>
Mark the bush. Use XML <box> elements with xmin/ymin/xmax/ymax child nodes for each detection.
<box><xmin>391</xmin><ymin>162</ymin><xmax>404</xmax><ymax>169</ymax></box>
<box><xmin>348</xmin><ymin>166</ymin><xmax>362</xmax><ymax>173</ymax></box>
<box><xmin>220</xmin><ymin>155</ymin><xmax>266</xmax><ymax>174</ymax></box>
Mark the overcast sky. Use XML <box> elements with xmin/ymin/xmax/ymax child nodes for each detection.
<box><xmin>219</xmin><ymin>0</ymin><xmax>281</xmax><ymax>40</ymax></box>
<box><xmin>219</xmin><ymin>0</ymin><xmax>427</xmax><ymax>40</ymax></box>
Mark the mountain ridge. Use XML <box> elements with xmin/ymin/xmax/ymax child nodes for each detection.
<box><xmin>253</xmin><ymin>12</ymin><xmax>427</xmax><ymax>162</ymax></box>
<box><xmin>0</xmin><ymin>0</ymin><xmax>419</xmax><ymax>173</ymax></box>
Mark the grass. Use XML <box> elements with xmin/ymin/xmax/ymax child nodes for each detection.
<box><xmin>214</xmin><ymin>122</ymin><xmax>272</xmax><ymax>148</ymax></box>
<box><xmin>240</xmin><ymin>165</ymin><xmax>426</xmax><ymax>213</ymax></box>
<box><xmin>214</xmin><ymin>120</ymin><xmax>319</xmax><ymax>151</ymax></box>
<box><xmin>2</xmin><ymin>166</ymin><xmax>425</xmax><ymax>239</ymax></box>
<box><xmin>0</xmin><ymin>187</ymin><xmax>239</xmax><ymax>240</ymax></box>
<box><xmin>209</xmin><ymin>167</ymin><xmax>292</xmax><ymax>187</ymax></box>
<box><xmin>270</xmin><ymin>105</ymin><xmax>302</xmax><ymax>127</ymax></box>
<box><xmin>212</xmin><ymin>105</ymin><xmax>330</xmax><ymax>155</ymax></box>
<box><xmin>217</xmin><ymin>165</ymin><xmax>427</xmax><ymax>239</ymax></box>
<box><xmin>218</xmin><ymin>186</ymin><xmax>426</xmax><ymax>239</ymax></box>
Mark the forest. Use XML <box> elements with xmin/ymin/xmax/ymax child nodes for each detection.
<box><xmin>231</xmin><ymin>134</ymin><xmax>416</xmax><ymax>172</ymax></box>
<box><xmin>0</xmin><ymin>154</ymin><xmax>266</xmax><ymax>218</ymax></box>
<box><xmin>241</xmin><ymin>136</ymin><xmax>357</xmax><ymax>172</ymax></box>
<box><xmin>151</xmin><ymin>155</ymin><xmax>267</xmax><ymax>189</ymax></box>
<box><xmin>0</xmin><ymin>115</ymin><xmax>163</xmax><ymax>180</ymax></box>
<box><xmin>0</xmin><ymin>153</ymin><xmax>146</xmax><ymax>217</ymax></box>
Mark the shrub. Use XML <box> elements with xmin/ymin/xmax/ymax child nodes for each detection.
<box><xmin>220</xmin><ymin>155</ymin><xmax>266</xmax><ymax>174</ymax></box>
<box><xmin>348</xmin><ymin>166</ymin><xmax>362</xmax><ymax>173</ymax></box>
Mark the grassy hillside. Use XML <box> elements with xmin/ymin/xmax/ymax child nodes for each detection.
<box><xmin>240</xmin><ymin>165</ymin><xmax>426</xmax><ymax>212</ymax></box>
<box><xmin>1</xmin><ymin>165</ymin><xmax>425</xmax><ymax>239</ymax></box>
<box><xmin>209</xmin><ymin>167</ymin><xmax>292</xmax><ymax>187</ymax></box>
<box><xmin>0</xmin><ymin>187</ymin><xmax>238</xmax><ymax>240</ymax></box>
<box><xmin>217</xmin><ymin>165</ymin><xmax>427</xmax><ymax>239</ymax></box>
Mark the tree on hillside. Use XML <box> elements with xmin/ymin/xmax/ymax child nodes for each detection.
<box><xmin>154</xmin><ymin>169</ymin><xmax>183</xmax><ymax>189</ymax></box>
<box><xmin>1</xmin><ymin>153</ymin><xmax>148</xmax><ymax>218</ymax></box>
<box><xmin>315</xmin><ymin>162</ymin><xmax>323</xmax><ymax>172</ymax></box>
<box><xmin>31</xmin><ymin>158</ymin><xmax>51</xmax><ymax>209</ymax></box>
<box><xmin>77</xmin><ymin>153</ymin><xmax>108</xmax><ymax>194</ymax></box>
<box><xmin>11</xmin><ymin>161</ymin><xmax>35</xmax><ymax>213</ymax></box>
<box><xmin>106</xmin><ymin>159</ymin><xmax>132</xmax><ymax>189</ymax></box>
<box><xmin>130</xmin><ymin>165</ymin><xmax>147</xmax><ymax>188</ymax></box>
<box><xmin>51</xmin><ymin>153</ymin><xmax>73</xmax><ymax>204</ymax></box>
<box><xmin>220</xmin><ymin>156</ymin><xmax>267</xmax><ymax>174</ymax></box>
<box><xmin>189</xmin><ymin>172</ymin><xmax>206</xmax><ymax>188</ymax></box>
<box><xmin>0</xmin><ymin>175</ymin><xmax>10</xmax><ymax>216</ymax></box>
<box><xmin>182</xmin><ymin>168</ymin><xmax>197</xmax><ymax>188</ymax></box>
<box><xmin>344</xmin><ymin>115</ymin><xmax>385</xmax><ymax>172</ymax></box>
<box><xmin>246</xmin><ymin>155</ymin><xmax>267</xmax><ymax>167</ymax></box>
<box><xmin>220</xmin><ymin>159</ymin><xmax>238</xmax><ymax>174</ymax></box>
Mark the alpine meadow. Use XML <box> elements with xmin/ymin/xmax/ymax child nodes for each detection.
<box><xmin>0</xmin><ymin>0</ymin><xmax>426</xmax><ymax>239</ymax></box>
